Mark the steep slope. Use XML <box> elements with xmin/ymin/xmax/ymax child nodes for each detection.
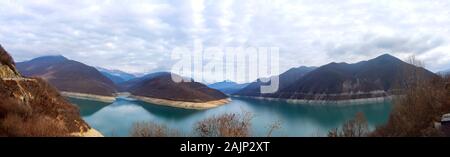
<box><xmin>208</xmin><ymin>81</ymin><xmax>250</xmax><ymax>94</ymax></box>
<box><xmin>235</xmin><ymin>66</ymin><xmax>316</xmax><ymax>96</ymax></box>
<box><xmin>273</xmin><ymin>54</ymin><xmax>438</xmax><ymax>101</ymax></box>
<box><xmin>17</xmin><ymin>56</ymin><xmax>117</xmax><ymax>98</ymax></box>
<box><xmin>119</xmin><ymin>72</ymin><xmax>230</xmax><ymax>109</ymax></box>
<box><xmin>0</xmin><ymin>45</ymin><xmax>101</xmax><ymax>137</ymax></box>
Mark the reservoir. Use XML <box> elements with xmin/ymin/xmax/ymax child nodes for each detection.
<box><xmin>69</xmin><ymin>97</ymin><xmax>393</xmax><ymax>137</ymax></box>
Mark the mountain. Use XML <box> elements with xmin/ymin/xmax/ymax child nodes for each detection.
<box><xmin>118</xmin><ymin>72</ymin><xmax>170</xmax><ymax>91</ymax></box>
<box><xmin>0</xmin><ymin>45</ymin><xmax>19</xmax><ymax>78</ymax></box>
<box><xmin>207</xmin><ymin>81</ymin><xmax>250</xmax><ymax>94</ymax></box>
<box><xmin>235</xmin><ymin>66</ymin><xmax>316</xmax><ymax>96</ymax></box>
<box><xmin>16</xmin><ymin>56</ymin><xmax>117</xmax><ymax>97</ymax></box>
<box><xmin>0</xmin><ymin>44</ymin><xmax>101</xmax><ymax>137</ymax></box>
<box><xmin>120</xmin><ymin>72</ymin><xmax>228</xmax><ymax>102</ymax></box>
<box><xmin>97</xmin><ymin>67</ymin><xmax>136</xmax><ymax>84</ymax></box>
<box><xmin>266</xmin><ymin>54</ymin><xmax>438</xmax><ymax>101</ymax></box>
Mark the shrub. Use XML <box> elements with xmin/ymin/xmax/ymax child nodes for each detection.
<box><xmin>1</xmin><ymin>114</ymin><xmax>69</xmax><ymax>137</ymax></box>
<box><xmin>194</xmin><ymin>112</ymin><xmax>252</xmax><ymax>137</ymax></box>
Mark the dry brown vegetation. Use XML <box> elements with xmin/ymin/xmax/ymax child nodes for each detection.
<box><xmin>371</xmin><ymin>75</ymin><xmax>450</xmax><ymax>137</ymax></box>
<box><xmin>328</xmin><ymin>112</ymin><xmax>370</xmax><ymax>137</ymax></box>
<box><xmin>194</xmin><ymin>112</ymin><xmax>253</xmax><ymax>137</ymax></box>
<box><xmin>130</xmin><ymin>121</ymin><xmax>179</xmax><ymax>137</ymax></box>
<box><xmin>0</xmin><ymin>78</ymin><xmax>90</xmax><ymax>137</ymax></box>
<box><xmin>1</xmin><ymin>45</ymin><xmax>90</xmax><ymax>137</ymax></box>
<box><xmin>129</xmin><ymin>112</ymin><xmax>273</xmax><ymax>137</ymax></box>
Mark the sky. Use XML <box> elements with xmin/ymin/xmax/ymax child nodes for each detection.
<box><xmin>0</xmin><ymin>0</ymin><xmax>449</xmax><ymax>77</ymax></box>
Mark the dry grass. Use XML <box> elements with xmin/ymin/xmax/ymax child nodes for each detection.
<box><xmin>368</xmin><ymin>57</ymin><xmax>450</xmax><ymax>137</ymax></box>
<box><xmin>0</xmin><ymin>78</ymin><xmax>89</xmax><ymax>137</ymax></box>
<box><xmin>129</xmin><ymin>112</ymin><xmax>255</xmax><ymax>137</ymax></box>
<box><xmin>266</xmin><ymin>120</ymin><xmax>282</xmax><ymax>137</ymax></box>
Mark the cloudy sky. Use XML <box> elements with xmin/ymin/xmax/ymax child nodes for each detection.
<box><xmin>1</xmin><ymin>0</ymin><xmax>449</xmax><ymax>77</ymax></box>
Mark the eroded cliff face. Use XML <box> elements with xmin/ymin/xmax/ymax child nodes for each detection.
<box><xmin>0</xmin><ymin>45</ymin><xmax>95</xmax><ymax>137</ymax></box>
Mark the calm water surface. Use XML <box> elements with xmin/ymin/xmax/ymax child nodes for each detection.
<box><xmin>68</xmin><ymin>97</ymin><xmax>393</xmax><ymax>137</ymax></box>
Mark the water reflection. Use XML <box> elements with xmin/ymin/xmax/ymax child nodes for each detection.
<box><xmin>67</xmin><ymin>97</ymin><xmax>109</xmax><ymax>117</ymax></box>
<box><xmin>69</xmin><ymin>97</ymin><xmax>393</xmax><ymax>137</ymax></box>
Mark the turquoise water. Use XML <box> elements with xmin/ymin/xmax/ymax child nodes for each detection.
<box><xmin>68</xmin><ymin>97</ymin><xmax>393</xmax><ymax>137</ymax></box>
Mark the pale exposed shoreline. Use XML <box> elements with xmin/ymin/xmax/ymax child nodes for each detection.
<box><xmin>131</xmin><ymin>95</ymin><xmax>231</xmax><ymax>110</ymax></box>
<box><xmin>61</xmin><ymin>91</ymin><xmax>116</xmax><ymax>103</ymax></box>
<box><xmin>232</xmin><ymin>95</ymin><xmax>394</xmax><ymax>106</ymax></box>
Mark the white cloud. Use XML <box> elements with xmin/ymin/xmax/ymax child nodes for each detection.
<box><xmin>0</xmin><ymin>0</ymin><xmax>449</xmax><ymax>77</ymax></box>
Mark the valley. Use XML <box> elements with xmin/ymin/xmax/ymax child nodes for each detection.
<box><xmin>1</xmin><ymin>43</ymin><xmax>447</xmax><ymax>137</ymax></box>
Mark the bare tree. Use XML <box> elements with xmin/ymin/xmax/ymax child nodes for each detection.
<box><xmin>130</xmin><ymin>121</ymin><xmax>179</xmax><ymax>137</ymax></box>
<box><xmin>328</xmin><ymin>112</ymin><xmax>369</xmax><ymax>137</ymax></box>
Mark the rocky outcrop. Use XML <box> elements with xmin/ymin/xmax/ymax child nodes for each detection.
<box><xmin>208</xmin><ymin>81</ymin><xmax>250</xmax><ymax>95</ymax></box>
<box><xmin>0</xmin><ymin>44</ymin><xmax>101</xmax><ymax>137</ymax></box>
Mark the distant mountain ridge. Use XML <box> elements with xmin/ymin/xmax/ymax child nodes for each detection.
<box><xmin>17</xmin><ymin>56</ymin><xmax>117</xmax><ymax>97</ymax></box>
<box><xmin>235</xmin><ymin>54</ymin><xmax>438</xmax><ymax>101</ymax></box>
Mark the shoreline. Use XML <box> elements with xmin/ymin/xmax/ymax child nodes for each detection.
<box><xmin>61</xmin><ymin>90</ymin><xmax>393</xmax><ymax>108</ymax></box>
<box><xmin>232</xmin><ymin>95</ymin><xmax>394</xmax><ymax>106</ymax></box>
<box><xmin>131</xmin><ymin>95</ymin><xmax>231</xmax><ymax>110</ymax></box>
<box><xmin>61</xmin><ymin>92</ymin><xmax>116</xmax><ymax>103</ymax></box>
<box><xmin>61</xmin><ymin>91</ymin><xmax>231</xmax><ymax>110</ymax></box>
